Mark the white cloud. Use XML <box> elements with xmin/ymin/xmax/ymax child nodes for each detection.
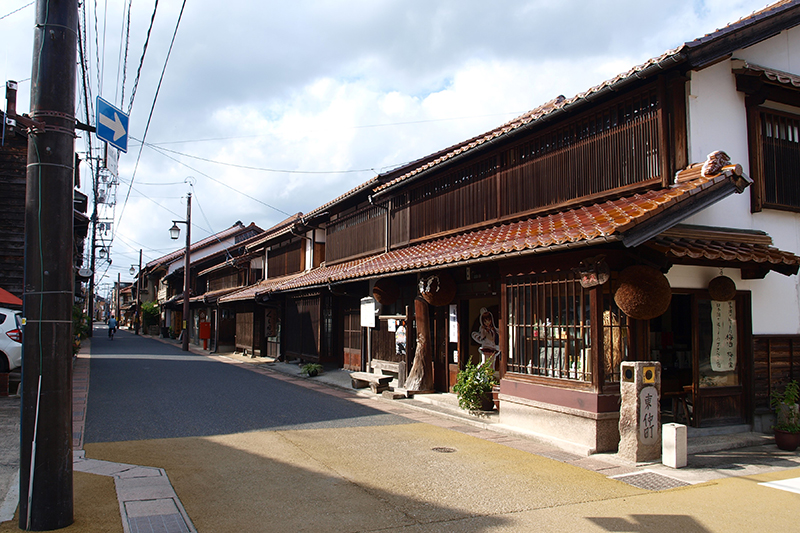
<box><xmin>0</xmin><ymin>0</ymin><xmax>776</xmax><ymax>284</ymax></box>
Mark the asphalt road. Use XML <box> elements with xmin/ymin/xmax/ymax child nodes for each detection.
<box><xmin>85</xmin><ymin>330</ymin><xmax>412</xmax><ymax>443</ymax></box>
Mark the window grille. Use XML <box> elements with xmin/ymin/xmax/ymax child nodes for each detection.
<box><xmin>760</xmin><ymin>109</ymin><xmax>800</xmax><ymax>210</ymax></box>
<box><xmin>506</xmin><ymin>272</ymin><xmax>592</xmax><ymax>381</ymax></box>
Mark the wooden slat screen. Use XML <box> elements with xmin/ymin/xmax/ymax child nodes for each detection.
<box><xmin>506</xmin><ymin>271</ymin><xmax>592</xmax><ymax>382</ymax></box>
<box><xmin>342</xmin><ymin>298</ymin><xmax>362</xmax><ymax>370</ymax></box>
<box><xmin>235</xmin><ymin>311</ymin><xmax>253</xmax><ymax>351</ymax></box>
<box><xmin>502</xmin><ymin>89</ymin><xmax>661</xmax><ymax>215</ymax></box>
<box><xmin>760</xmin><ymin>109</ymin><xmax>800</xmax><ymax>210</ymax></box>
<box><xmin>208</xmin><ymin>272</ymin><xmax>241</xmax><ymax>292</ymax></box>
<box><xmin>326</xmin><ymin>205</ymin><xmax>386</xmax><ymax>264</ymax></box>
<box><xmin>285</xmin><ymin>294</ymin><xmax>321</xmax><ymax>359</ymax></box>
<box><xmin>753</xmin><ymin>335</ymin><xmax>800</xmax><ymax>410</ymax></box>
<box><xmin>267</xmin><ymin>240</ymin><xmax>305</xmax><ymax>278</ymax></box>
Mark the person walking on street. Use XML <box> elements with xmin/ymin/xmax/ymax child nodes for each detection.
<box><xmin>108</xmin><ymin>316</ymin><xmax>117</xmax><ymax>340</ymax></box>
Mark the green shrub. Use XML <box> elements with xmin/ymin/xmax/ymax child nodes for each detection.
<box><xmin>453</xmin><ymin>357</ymin><xmax>498</xmax><ymax>411</ymax></box>
<box><xmin>141</xmin><ymin>301</ymin><xmax>160</xmax><ymax>328</ymax></box>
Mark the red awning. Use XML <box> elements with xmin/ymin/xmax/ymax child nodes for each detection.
<box><xmin>0</xmin><ymin>287</ymin><xmax>22</xmax><ymax>307</ymax></box>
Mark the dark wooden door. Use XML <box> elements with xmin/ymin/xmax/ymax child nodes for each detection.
<box><xmin>692</xmin><ymin>294</ymin><xmax>748</xmax><ymax>427</ymax></box>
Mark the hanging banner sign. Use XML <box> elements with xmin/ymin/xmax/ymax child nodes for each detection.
<box><xmin>710</xmin><ymin>300</ymin><xmax>737</xmax><ymax>372</ymax></box>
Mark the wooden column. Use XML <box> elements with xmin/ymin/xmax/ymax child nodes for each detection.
<box><xmin>405</xmin><ymin>297</ymin><xmax>434</xmax><ymax>392</ymax></box>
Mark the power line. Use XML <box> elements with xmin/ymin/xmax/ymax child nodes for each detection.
<box><xmin>117</xmin><ymin>0</ymin><xmax>187</xmax><ymax>240</ymax></box>
<box><xmin>143</xmin><ymin>142</ymin><xmax>376</xmax><ymax>175</ymax></box>
<box><xmin>144</xmin><ymin>142</ymin><xmax>293</xmax><ymax>217</ymax></box>
<box><xmin>137</xmin><ymin>111</ymin><xmax>527</xmax><ymax>147</ymax></box>
<box><xmin>126</xmin><ymin>0</ymin><xmax>159</xmax><ymax>115</ymax></box>
<box><xmin>0</xmin><ymin>1</ymin><xmax>33</xmax><ymax>21</ymax></box>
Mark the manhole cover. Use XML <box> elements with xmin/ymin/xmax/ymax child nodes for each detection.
<box><xmin>611</xmin><ymin>471</ymin><xmax>690</xmax><ymax>491</ymax></box>
<box><xmin>431</xmin><ymin>447</ymin><xmax>457</xmax><ymax>453</ymax></box>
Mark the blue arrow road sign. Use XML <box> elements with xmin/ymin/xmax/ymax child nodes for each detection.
<box><xmin>96</xmin><ymin>96</ymin><xmax>129</xmax><ymax>153</ymax></box>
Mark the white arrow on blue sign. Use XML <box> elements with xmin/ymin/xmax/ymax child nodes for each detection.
<box><xmin>95</xmin><ymin>96</ymin><xmax>129</xmax><ymax>153</ymax></box>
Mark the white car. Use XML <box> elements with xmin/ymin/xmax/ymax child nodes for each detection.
<box><xmin>0</xmin><ymin>307</ymin><xmax>22</xmax><ymax>372</ymax></box>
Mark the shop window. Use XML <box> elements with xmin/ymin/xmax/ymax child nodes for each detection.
<box><xmin>506</xmin><ymin>272</ymin><xmax>592</xmax><ymax>381</ymax></box>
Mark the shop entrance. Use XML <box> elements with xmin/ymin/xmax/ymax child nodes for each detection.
<box><xmin>649</xmin><ymin>292</ymin><xmax>749</xmax><ymax>427</ymax></box>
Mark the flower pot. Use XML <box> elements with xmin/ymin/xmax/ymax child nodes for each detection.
<box><xmin>307</xmin><ymin>369</ymin><xmax>318</xmax><ymax>377</ymax></box>
<box><xmin>479</xmin><ymin>392</ymin><xmax>495</xmax><ymax>412</ymax></box>
<box><xmin>774</xmin><ymin>428</ymin><xmax>800</xmax><ymax>451</ymax></box>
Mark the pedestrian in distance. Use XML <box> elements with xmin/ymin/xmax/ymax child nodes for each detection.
<box><xmin>108</xmin><ymin>316</ymin><xmax>117</xmax><ymax>340</ymax></box>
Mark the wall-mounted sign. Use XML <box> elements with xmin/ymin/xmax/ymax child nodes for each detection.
<box><xmin>360</xmin><ymin>297</ymin><xmax>377</xmax><ymax>328</ymax></box>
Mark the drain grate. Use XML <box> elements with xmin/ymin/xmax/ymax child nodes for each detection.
<box><xmin>431</xmin><ymin>447</ymin><xmax>457</xmax><ymax>453</ymax></box>
<box><xmin>611</xmin><ymin>471</ymin><xmax>690</xmax><ymax>491</ymax></box>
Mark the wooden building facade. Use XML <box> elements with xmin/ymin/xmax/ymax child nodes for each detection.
<box><xmin>220</xmin><ymin>2</ymin><xmax>800</xmax><ymax>454</ymax></box>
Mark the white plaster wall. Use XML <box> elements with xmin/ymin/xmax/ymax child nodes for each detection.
<box><xmin>665</xmin><ymin>265</ymin><xmax>800</xmax><ymax>334</ymax></box>
<box><xmin>680</xmin><ymin>29</ymin><xmax>800</xmax><ymax>336</ymax></box>
<box><xmin>166</xmin><ymin>239</ymin><xmax>237</xmax><ymax>276</ymax></box>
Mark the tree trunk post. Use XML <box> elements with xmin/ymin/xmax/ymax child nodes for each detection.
<box><xmin>405</xmin><ymin>297</ymin><xmax>433</xmax><ymax>392</ymax></box>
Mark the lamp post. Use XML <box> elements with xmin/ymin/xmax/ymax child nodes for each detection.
<box><xmin>169</xmin><ymin>192</ymin><xmax>191</xmax><ymax>351</ymax></box>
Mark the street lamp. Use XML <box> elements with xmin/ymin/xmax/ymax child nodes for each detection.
<box><xmin>169</xmin><ymin>192</ymin><xmax>191</xmax><ymax>351</ymax></box>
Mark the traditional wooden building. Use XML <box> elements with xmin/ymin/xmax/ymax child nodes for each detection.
<box><xmin>227</xmin><ymin>2</ymin><xmax>800</xmax><ymax>454</ymax></box>
<box><xmin>143</xmin><ymin>221</ymin><xmax>263</xmax><ymax>350</ymax></box>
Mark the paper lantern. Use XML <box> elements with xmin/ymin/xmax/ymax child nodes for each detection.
<box><xmin>418</xmin><ymin>272</ymin><xmax>456</xmax><ymax>306</ymax></box>
<box><xmin>614</xmin><ymin>265</ymin><xmax>672</xmax><ymax>320</ymax></box>
<box><xmin>708</xmin><ymin>275</ymin><xmax>736</xmax><ymax>301</ymax></box>
<box><xmin>372</xmin><ymin>278</ymin><xmax>400</xmax><ymax>306</ymax></box>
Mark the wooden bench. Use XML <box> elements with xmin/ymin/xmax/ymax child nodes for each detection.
<box><xmin>370</xmin><ymin>360</ymin><xmax>407</xmax><ymax>389</ymax></box>
<box><xmin>350</xmin><ymin>372</ymin><xmax>393</xmax><ymax>393</ymax></box>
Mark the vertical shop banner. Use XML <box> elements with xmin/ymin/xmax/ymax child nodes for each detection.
<box><xmin>710</xmin><ymin>300</ymin><xmax>736</xmax><ymax>371</ymax></box>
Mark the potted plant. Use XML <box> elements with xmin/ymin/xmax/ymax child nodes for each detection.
<box><xmin>770</xmin><ymin>380</ymin><xmax>800</xmax><ymax>451</ymax></box>
<box><xmin>301</xmin><ymin>363</ymin><xmax>323</xmax><ymax>377</ymax></box>
<box><xmin>453</xmin><ymin>357</ymin><xmax>498</xmax><ymax>412</ymax></box>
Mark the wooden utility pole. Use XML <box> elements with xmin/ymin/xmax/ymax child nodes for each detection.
<box><xmin>19</xmin><ymin>0</ymin><xmax>78</xmax><ymax>529</ymax></box>
<box><xmin>135</xmin><ymin>248</ymin><xmax>142</xmax><ymax>334</ymax></box>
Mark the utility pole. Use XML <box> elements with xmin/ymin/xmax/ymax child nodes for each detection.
<box><xmin>169</xmin><ymin>192</ymin><xmax>191</xmax><ymax>351</ymax></box>
<box><xmin>135</xmin><ymin>248</ymin><xmax>142</xmax><ymax>335</ymax></box>
<box><xmin>117</xmin><ymin>272</ymin><xmax>121</xmax><ymax>320</ymax></box>
<box><xmin>20</xmin><ymin>0</ymin><xmax>78</xmax><ymax>530</ymax></box>
<box><xmin>86</xmin><ymin>162</ymin><xmax>99</xmax><ymax>337</ymax></box>
<box><xmin>182</xmin><ymin>194</ymin><xmax>191</xmax><ymax>351</ymax></box>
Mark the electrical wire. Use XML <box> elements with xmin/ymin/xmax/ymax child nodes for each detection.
<box><xmin>144</xmin><ymin>143</ymin><xmax>375</xmax><ymax>175</ymax></box>
<box><xmin>0</xmin><ymin>1</ymin><xmax>33</xmax><ymax>21</ymax></box>
<box><xmin>116</xmin><ymin>0</ymin><xmax>132</xmax><ymax>107</ymax></box>
<box><xmin>126</xmin><ymin>0</ymin><xmax>159</xmax><ymax>115</ymax></box>
<box><xmin>144</xmin><ymin>142</ymin><xmax>293</xmax><ymax>217</ymax></box>
<box><xmin>116</xmin><ymin>0</ymin><xmax>187</xmax><ymax>240</ymax></box>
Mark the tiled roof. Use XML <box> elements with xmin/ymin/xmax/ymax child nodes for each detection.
<box><xmin>647</xmin><ymin>226</ymin><xmax>800</xmax><ymax>275</ymax></box>
<box><xmin>685</xmin><ymin>0</ymin><xmax>797</xmax><ymax>49</ymax></box>
<box><xmin>218</xmin><ymin>272</ymin><xmax>306</xmax><ymax>303</ymax></box>
<box><xmin>189</xmin><ymin>286</ymin><xmax>242</xmax><ymax>304</ymax></box>
<box><xmin>268</xmin><ymin>170</ymin><xmax>743</xmax><ymax>293</ymax></box>
<box><xmin>145</xmin><ymin>222</ymin><xmax>261</xmax><ymax>269</ymax></box>
<box><xmin>731</xmin><ymin>58</ymin><xmax>800</xmax><ymax>87</ymax></box>
<box><xmin>245</xmin><ymin>213</ymin><xmax>303</xmax><ymax>251</ymax></box>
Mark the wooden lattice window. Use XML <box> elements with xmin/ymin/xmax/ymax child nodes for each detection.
<box><xmin>506</xmin><ymin>272</ymin><xmax>592</xmax><ymax>381</ymax></box>
<box><xmin>757</xmin><ymin>109</ymin><xmax>800</xmax><ymax>211</ymax></box>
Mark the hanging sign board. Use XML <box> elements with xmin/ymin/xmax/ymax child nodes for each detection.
<box><xmin>361</xmin><ymin>297</ymin><xmax>377</xmax><ymax>328</ymax></box>
<box><xmin>449</xmin><ymin>304</ymin><xmax>459</xmax><ymax>343</ymax></box>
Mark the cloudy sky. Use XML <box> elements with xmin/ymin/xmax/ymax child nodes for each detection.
<box><xmin>0</xmin><ymin>0</ymin><xmax>776</xmax><ymax>292</ymax></box>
